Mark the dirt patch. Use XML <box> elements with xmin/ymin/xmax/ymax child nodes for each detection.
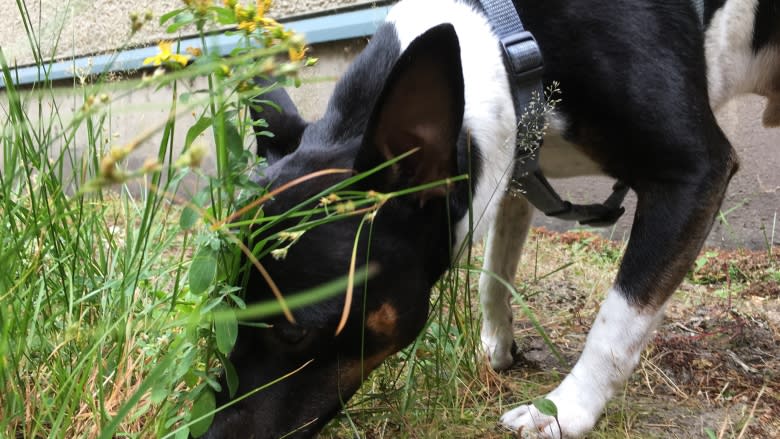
<box><xmin>742</xmin><ymin>280</ymin><xmax>780</xmax><ymax>299</ymax></box>
<box><xmin>692</xmin><ymin>247</ymin><xmax>778</xmax><ymax>284</ymax></box>
<box><xmin>497</xmin><ymin>229</ymin><xmax>780</xmax><ymax>437</ymax></box>
<box><xmin>534</xmin><ymin>227</ymin><xmax>622</xmax><ymax>255</ymax></box>
<box><xmin>651</xmin><ymin>309</ymin><xmax>779</xmax><ymax>418</ymax></box>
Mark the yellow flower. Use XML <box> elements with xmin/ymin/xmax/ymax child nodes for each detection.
<box><xmin>335</xmin><ymin>201</ymin><xmax>356</xmax><ymax>214</ymax></box>
<box><xmin>183</xmin><ymin>0</ymin><xmax>210</xmax><ymax>15</ymax></box>
<box><xmin>234</xmin><ymin>3</ymin><xmax>250</xmax><ymax>22</ymax></box>
<box><xmin>185</xmin><ymin>46</ymin><xmax>202</xmax><ymax>57</ymax></box>
<box><xmin>288</xmin><ymin>45</ymin><xmax>307</xmax><ymax>62</ymax></box>
<box><xmin>256</xmin><ymin>0</ymin><xmax>272</xmax><ymax>16</ymax></box>
<box><xmin>237</xmin><ymin>19</ymin><xmax>257</xmax><ymax>33</ymax></box>
<box><xmin>319</xmin><ymin>193</ymin><xmax>341</xmax><ymax>206</ymax></box>
<box><xmin>257</xmin><ymin>15</ymin><xmax>281</xmax><ymax>30</ymax></box>
<box><xmin>143</xmin><ymin>41</ymin><xmax>190</xmax><ymax>67</ymax></box>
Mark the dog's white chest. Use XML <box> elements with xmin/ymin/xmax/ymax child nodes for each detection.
<box><xmin>539</xmin><ymin>132</ymin><xmax>603</xmax><ymax>178</ymax></box>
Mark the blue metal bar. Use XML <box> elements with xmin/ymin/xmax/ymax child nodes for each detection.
<box><xmin>1</xmin><ymin>5</ymin><xmax>391</xmax><ymax>89</ymax></box>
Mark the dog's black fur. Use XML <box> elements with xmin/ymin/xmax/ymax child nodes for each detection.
<box><xmin>206</xmin><ymin>25</ymin><xmax>471</xmax><ymax>438</ymax></box>
<box><xmin>754</xmin><ymin>0</ymin><xmax>780</xmax><ymax>51</ymax></box>
<box><xmin>205</xmin><ymin>0</ymin><xmax>778</xmax><ymax>437</ymax></box>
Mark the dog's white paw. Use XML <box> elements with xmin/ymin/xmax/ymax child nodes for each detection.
<box><xmin>501</xmin><ymin>382</ymin><xmax>604</xmax><ymax>439</ymax></box>
<box><xmin>499</xmin><ymin>392</ymin><xmax>599</xmax><ymax>439</ymax></box>
<box><xmin>480</xmin><ymin>324</ymin><xmax>515</xmax><ymax>370</ymax></box>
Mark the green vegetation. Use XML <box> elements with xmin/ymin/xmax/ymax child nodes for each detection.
<box><xmin>2</xmin><ymin>1</ymin><xmax>778</xmax><ymax>438</ymax></box>
<box><xmin>1</xmin><ymin>1</ymin><xmax>322</xmax><ymax>436</ymax></box>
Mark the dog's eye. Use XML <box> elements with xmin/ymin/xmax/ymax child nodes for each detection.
<box><xmin>273</xmin><ymin>324</ymin><xmax>309</xmax><ymax>345</ymax></box>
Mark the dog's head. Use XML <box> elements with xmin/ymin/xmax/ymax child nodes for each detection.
<box><xmin>209</xmin><ymin>24</ymin><xmax>468</xmax><ymax>438</ymax></box>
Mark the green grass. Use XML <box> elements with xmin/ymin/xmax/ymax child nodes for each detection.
<box><xmin>0</xmin><ymin>2</ymin><xmax>326</xmax><ymax>437</ymax></box>
<box><xmin>3</xmin><ymin>1</ymin><xmax>779</xmax><ymax>438</ymax></box>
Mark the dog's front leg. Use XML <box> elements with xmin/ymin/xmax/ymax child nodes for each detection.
<box><xmin>501</xmin><ymin>286</ymin><xmax>665</xmax><ymax>438</ymax></box>
<box><xmin>479</xmin><ymin>194</ymin><xmax>533</xmax><ymax>370</ymax></box>
<box><xmin>500</xmin><ymin>142</ymin><xmax>738</xmax><ymax>437</ymax></box>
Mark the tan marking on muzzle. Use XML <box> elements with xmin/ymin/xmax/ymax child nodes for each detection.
<box><xmin>339</xmin><ymin>347</ymin><xmax>398</xmax><ymax>388</ymax></box>
<box><xmin>336</xmin><ymin>304</ymin><xmax>402</xmax><ymax>388</ymax></box>
<box><xmin>366</xmin><ymin>302</ymin><xmax>398</xmax><ymax>337</ymax></box>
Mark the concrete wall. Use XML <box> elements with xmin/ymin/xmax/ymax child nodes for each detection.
<box><xmin>0</xmin><ymin>0</ymin><xmax>365</xmax><ymax>67</ymax></box>
<box><xmin>0</xmin><ymin>39</ymin><xmax>370</xmax><ymax>202</ymax></box>
<box><xmin>2</xmin><ymin>32</ymin><xmax>777</xmax><ymax>249</ymax></box>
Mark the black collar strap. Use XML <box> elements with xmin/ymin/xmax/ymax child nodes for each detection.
<box><xmin>692</xmin><ymin>0</ymin><xmax>705</xmax><ymax>28</ymax></box>
<box><xmin>478</xmin><ymin>0</ymin><xmax>628</xmax><ymax>227</ymax></box>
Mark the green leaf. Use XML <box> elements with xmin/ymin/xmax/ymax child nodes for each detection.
<box><xmin>150</xmin><ymin>382</ymin><xmax>168</xmax><ymax>405</ymax></box>
<box><xmin>214</xmin><ymin>304</ymin><xmax>238</xmax><ymax>355</ymax></box>
<box><xmin>159</xmin><ymin>8</ymin><xmax>187</xmax><ymax>25</ymax></box>
<box><xmin>223</xmin><ymin>121</ymin><xmax>245</xmax><ymax>159</ymax></box>
<box><xmin>532</xmin><ymin>398</ymin><xmax>558</xmax><ymax>418</ymax></box>
<box><xmin>215</xmin><ymin>351</ymin><xmax>239</xmax><ymax>398</ymax></box>
<box><xmin>189</xmin><ymin>248</ymin><xmax>217</xmax><ymax>295</ymax></box>
<box><xmin>189</xmin><ymin>388</ymin><xmax>216</xmax><ymax>438</ymax></box>
<box><xmin>210</xmin><ymin>6</ymin><xmax>236</xmax><ymax>25</ymax></box>
<box><xmin>225</xmin><ymin>357</ymin><xmax>239</xmax><ymax>399</ymax></box>
<box><xmin>228</xmin><ymin>293</ymin><xmax>246</xmax><ymax>309</ymax></box>
<box><xmin>184</xmin><ymin>369</ymin><xmax>200</xmax><ymax>388</ymax></box>
<box><xmin>704</xmin><ymin>428</ymin><xmax>717</xmax><ymax>439</ymax></box>
<box><xmin>165</xmin><ymin>414</ymin><xmax>185</xmax><ymax>429</ymax></box>
<box><xmin>166</xmin><ymin>12</ymin><xmax>195</xmax><ymax>33</ymax></box>
<box><xmin>185</xmin><ymin>116</ymin><xmax>213</xmax><ymax>151</ymax></box>
<box><xmin>175</xmin><ymin>346</ymin><xmax>197</xmax><ymax>383</ymax></box>
<box><xmin>174</xmin><ymin>427</ymin><xmax>190</xmax><ymax>439</ymax></box>
<box><xmin>180</xmin><ymin>191</ymin><xmax>208</xmax><ymax>230</ymax></box>
<box><xmin>201</xmin><ymin>296</ymin><xmax>225</xmax><ymax>314</ymax></box>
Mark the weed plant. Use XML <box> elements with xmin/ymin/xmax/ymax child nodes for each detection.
<box><xmin>0</xmin><ymin>1</ymin><xmax>490</xmax><ymax>437</ymax></box>
<box><xmin>0</xmin><ymin>1</ymin><xmax>331</xmax><ymax>436</ymax></box>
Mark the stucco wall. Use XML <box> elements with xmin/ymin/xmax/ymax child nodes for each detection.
<box><xmin>2</xmin><ymin>31</ymin><xmax>777</xmax><ymax>249</ymax></box>
<box><xmin>0</xmin><ymin>0</ymin><xmax>364</xmax><ymax>67</ymax></box>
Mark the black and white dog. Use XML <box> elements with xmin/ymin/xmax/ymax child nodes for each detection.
<box><xmin>207</xmin><ymin>0</ymin><xmax>779</xmax><ymax>437</ymax></box>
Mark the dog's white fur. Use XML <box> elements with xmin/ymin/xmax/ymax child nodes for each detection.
<box><xmin>705</xmin><ymin>0</ymin><xmax>780</xmax><ymax>127</ymax></box>
<box><xmin>705</xmin><ymin>0</ymin><xmax>761</xmax><ymax>108</ymax></box>
<box><xmin>385</xmin><ymin>0</ymin><xmax>773</xmax><ymax>437</ymax></box>
<box><xmin>479</xmin><ymin>195</ymin><xmax>534</xmax><ymax>370</ymax></box>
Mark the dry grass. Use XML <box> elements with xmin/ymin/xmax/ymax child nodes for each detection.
<box><xmin>323</xmin><ymin>227</ymin><xmax>780</xmax><ymax>438</ymax></box>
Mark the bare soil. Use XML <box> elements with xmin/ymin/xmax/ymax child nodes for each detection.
<box><xmin>502</xmin><ymin>229</ymin><xmax>780</xmax><ymax>438</ymax></box>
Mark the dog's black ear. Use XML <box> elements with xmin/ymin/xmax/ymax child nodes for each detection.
<box><xmin>250</xmin><ymin>80</ymin><xmax>308</xmax><ymax>164</ymax></box>
<box><xmin>355</xmin><ymin>23</ymin><xmax>464</xmax><ymax>201</ymax></box>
